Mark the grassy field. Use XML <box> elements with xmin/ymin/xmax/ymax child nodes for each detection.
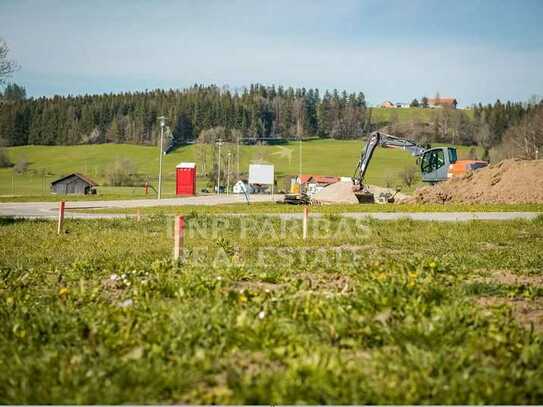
<box><xmin>372</xmin><ymin>107</ymin><xmax>435</xmax><ymax>123</ymax></box>
<box><xmin>1</xmin><ymin>215</ymin><xmax>543</xmax><ymax>403</ymax></box>
<box><xmin>78</xmin><ymin>202</ymin><xmax>543</xmax><ymax>216</ymax></box>
<box><xmin>371</xmin><ymin>107</ymin><xmax>473</xmax><ymax>123</ymax></box>
<box><xmin>0</xmin><ymin>140</ymin><xmax>479</xmax><ymax>199</ymax></box>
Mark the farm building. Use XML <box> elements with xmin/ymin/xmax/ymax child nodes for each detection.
<box><xmin>380</xmin><ymin>100</ymin><xmax>395</xmax><ymax>108</ymax></box>
<box><xmin>50</xmin><ymin>173</ymin><xmax>97</xmax><ymax>195</ymax></box>
<box><xmin>380</xmin><ymin>101</ymin><xmax>410</xmax><ymax>108</ymax></box>
<box><xmin>428</xmin><ymin>97</ymin><xmax>458</xmax><ymax>109</ymax></box>
<box><xmin>294</xmin><ymin>174</ymin><xmax>340</xmax><ymax>196</ymax></box>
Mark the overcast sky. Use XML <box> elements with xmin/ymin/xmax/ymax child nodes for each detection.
<box><xmin>1</xmin><ymin>0</ymin><xmax>542</xmax><ymax>106</ymax></box>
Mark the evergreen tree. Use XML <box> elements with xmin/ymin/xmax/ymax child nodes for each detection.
<box><xmin>2</xmin><ymin>83</ymin><xmax>26</xmax><ymax>102</ymax></box>
<box><xmin>421</xmin><ymin>97</ymin><xmax>429</xmax><ymax>108</ymax></box>
<box><xmin>167</xmin><ymin>111</ymin><xmax>194</xmax><ymax>152</ymax></box>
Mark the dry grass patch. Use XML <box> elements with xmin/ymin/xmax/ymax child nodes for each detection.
<box><xmin>298</xmin><ymin>272</ymin><xmax>353</xmax><ymax>294</ymax></box>
<box><xmin>474</xmin><ymin>270</ymin><xmax>543</xmax><ymax>287</ymax></box>
<box><xmin>476</xmin><ymin>297</ymin><xmax>543</xmax><ymax>332</ymax></box>
<box><xmin>233</xmin><ymin>280</ymin><xmax>284</xmax><ymax>292</ymax></box>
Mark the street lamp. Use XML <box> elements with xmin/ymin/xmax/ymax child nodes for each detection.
<box><xmin>157</xmin><ymin>115</ymin><xmax>167</xmax><ymax>200</ymax></box>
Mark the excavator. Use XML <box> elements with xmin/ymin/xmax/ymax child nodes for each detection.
<box><xmin>283</xmin><ymin>110</ymin><xmax>486</xmax><ymax>204</ymax></box>
<box><xmin>352</xmin><ymin>130</ymin><xmax>487</xmax><ymax>203</ymax></box>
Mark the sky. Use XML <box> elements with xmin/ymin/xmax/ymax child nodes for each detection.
<box><xmin>1</xmin><ymin>0</ymin><xmax>542</xmax><ymax>106</ymax></box>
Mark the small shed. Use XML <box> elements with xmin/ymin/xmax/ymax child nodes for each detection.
<box><xmin>51</xmin><ymin>173</ymin><xmax>97</xmax><ymax>195</ymax></box>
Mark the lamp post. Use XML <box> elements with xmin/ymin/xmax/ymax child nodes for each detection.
<box><xmin>216</xmin><ymin>138</ymin><xmax>223</xmax><ymax>194</ymax></box>
<box><xmin>157</xmin><ymin>116</ymin><xmax>167</xmax><ymax>200</ymax></box>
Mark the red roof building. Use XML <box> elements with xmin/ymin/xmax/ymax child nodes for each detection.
<box><xmin>427</xmin><ymin>97</ymin><xmax>458</xmax><ymax>109</ymax></box>
<box><xmin>299</xmin><ymin>175</ymin><xmax>340</xmax><ymax>185</ymax></box>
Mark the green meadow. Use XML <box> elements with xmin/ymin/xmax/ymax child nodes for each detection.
<box><xmin>0</xmin><ymin>139</ymin><xmax>478</xmax><ymax>199</ymax></box>
<box><xmin>1</xmin><ymin>215</ymin><xmax>542</xmax><ymax>403</ymax></box>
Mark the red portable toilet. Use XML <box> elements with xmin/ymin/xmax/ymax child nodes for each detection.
<box><xmin>176</xmin><ymin>162</ymin><xmax>196</xmax><ymax>196</ymax></box>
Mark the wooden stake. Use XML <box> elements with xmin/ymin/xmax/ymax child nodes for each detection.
<box><xmin>303</xmin><ymin>206</ymin><xmax>308</xmax><ymax>240</ymax></box>
<box><xmin>174</xmin><ymin>215</ymin><xmax>185</xmax><ymax>261</ymax></box>
<box><xmin>136</xmin><ymin>209</ymin><xmax>141</xmax><ymax>222</ymax></box>
<box><xmin>57</xmin><ymin>200</ymin><xmax>65</xmax><ymax>234</ymax></box>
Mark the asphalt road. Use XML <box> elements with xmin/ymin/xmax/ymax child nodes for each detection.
<box><xmin>277</xmin><ymin>212</ymin><xmax>540</xmax><ymax>221</ymax></box>
<box><xmin>0</xmin><ymin>195</ymin><xmax>539</xmax><ymax>222</ymax></box>
<box><xmin>0</xmin><ymin>194</ymin><xmax>278</xmax><ymax>219</ymax></box>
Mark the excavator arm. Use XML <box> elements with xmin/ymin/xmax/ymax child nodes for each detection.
<box><xmin>353</xmin><ymin>131</ymin><xmax>428</xmax><ymax>188</ymax></box>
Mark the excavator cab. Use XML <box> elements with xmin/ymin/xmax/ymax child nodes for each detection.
<box><xmin>420</xmin><ymin>147</ymin><xmax>457</xmax><ymax>183</ymax></box>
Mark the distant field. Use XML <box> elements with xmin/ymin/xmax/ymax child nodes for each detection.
<box><xmin>371</xmin><ymin>107</ymin><xmax>474</xmax><ymax>124</ymax></box>
<box><xmin>0</xmin><ymin>140</ymin><xmax>478</xmax><ymax>199</ymax></box>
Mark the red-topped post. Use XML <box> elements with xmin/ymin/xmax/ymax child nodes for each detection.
<box><xmin>174</xmin><ymin>215</ymin><xmax>185</xmax><ymax>261</ymax></box>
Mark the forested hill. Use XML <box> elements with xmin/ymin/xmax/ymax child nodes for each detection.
<box><xmin>0</xmin><ymin>84</ymin><xmax>368</xmax><ymax>147</ymax></box>
<box><xmin>0</xmin><ymin>82</ymin><xmax>538</xmax><ymax>160</ymax></box>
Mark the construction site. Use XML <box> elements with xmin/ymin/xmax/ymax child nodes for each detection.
<box><xmin>283</xmin><ymin>130</ymin><xmax>543</xmax><ymax>207</ymax></box>
<box><xmin>2</xmin><ymin>1</ymin><xmax>543</xmax><ymax>404</ymax></box>
<box><xmin>293</xmin><ymin>157</ymin><xmax>543</xmax><ymax>206</ymax></box>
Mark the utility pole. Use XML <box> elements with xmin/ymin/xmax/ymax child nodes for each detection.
<box><xmin>237</xmin><ymin>132</ymin><xmax>240</xmax><ymax>179</ymax></box>
<box><xmin>299</xmin><ymin>134</ymin><xmax>303</xmax><ymax>193</ymax></box>
<box><xmin>226</xmin><ymin>152</ymin><xmax>231</xmax><ymax>195</ymax></box>
<box><xmin>157</xmin><ymin>116</ymin><xmax>167</xmax><ymax>200</ymax></box>
<box><xmin>216</xmin><ymin>138</ymin><xmax>223</xmax><ymax>194</ymax></box>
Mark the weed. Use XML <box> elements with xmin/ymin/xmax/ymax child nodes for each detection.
<box><xmin>0</xmin><ymin>217</ymin><xmax>542</xmax><ymax>403</ymax></box>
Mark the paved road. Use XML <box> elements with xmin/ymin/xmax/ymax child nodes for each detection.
<box><xmin>0</xmin><ymin>194</ymin><xmax>279</xmax><ymax>219</ymax></box>
<box><xmin>0</xmin><ymin>196</ymin><xmax>539</xmax><ymax>221</ymax></box>
<box><xmin>276</xmin><ymin>212</ymin><xmax>540</xmax><ymax>221</ymax></box>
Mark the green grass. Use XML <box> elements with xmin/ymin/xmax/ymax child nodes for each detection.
<box><xmin>1</xmin><ymin>215</ymin><xmax>543</xmax><ymax>403</ymax></box>
<box><xmin>371</xmin><ymin>107</ymin><xmax>474</xmax><ymax>123</ymax></box>
<box><xmin>77</xmin><ymin>202</ymin><xmax>543</xmax><ymax>216</ymax></box>
<box><xmin>372</xmin><ymin>107</ymin><xmax>435</xmax><ymax>123</ymax></box>
<box><xmin>1</xmin><ymin>140</ymin><xmax>478</xmax><ymax>200</ymax></box>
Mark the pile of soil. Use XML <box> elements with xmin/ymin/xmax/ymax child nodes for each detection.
<box><xmin>311</xmin><ymin>182</ymin><xmax>411</xmax><ymax>205</ymax></box>
<box><xmin>414</xmin><ymin>159</ymin><xmax>543</xmax><ymax>204</ymax></box>
<box><xmin>366</xmin><ymin>185</ymin><xmax>411</xmax><ymax>203</ymax></box>
<box><xmin>312</xmin><ymin>181</ymin><xmax>359</xmax><ymax>204</ymax></box>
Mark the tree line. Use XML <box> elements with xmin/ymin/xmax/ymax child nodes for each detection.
<box><xmin>0</xmin><ymin>83</ymin><xmax>368</xmax><ymax>147</ymax></box>
<box><xmin>1</xmin><ymin>81</ymin><xmax>541</xmax><ymax>163</ymax></box>
<box><xmin>383</xmin><ymin>99</ymin><xmax>541</xmax><ymax>161</ymax></box>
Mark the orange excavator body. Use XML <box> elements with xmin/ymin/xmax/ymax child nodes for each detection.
<box><xmin>447</xmin><ymin>160</ymin><xmax>488</xmax><ymax>179</ymax></box>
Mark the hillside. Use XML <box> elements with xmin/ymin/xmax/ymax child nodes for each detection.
<box><xmin>372</xmin><ymin>107</ymin><xmax>474</xmax><ymax>123</ymax></box>
<box><xmin>0</xmin><ymin>141</ymin><xmax>478</xmax><ymax>198</ymax></box>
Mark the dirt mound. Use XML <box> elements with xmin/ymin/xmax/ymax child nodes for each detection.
<box><xmin>366</xmin><ymin>185</ymin><xmax>411</xmax><ymax>203</ymax></box>
<box><xmin>312</xmin><ymin>182</ymin><xmax>411</xmax><ymax>205</ymax></box>
<box><xmin>414</xmin><ymin>159</ymin><xmax>543</xmax><ymax>204</ymax></box>
<box><xmin>312</xmin><ymin>181</ymin><xmax>359</xmax><ymax>204</ymax></box>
